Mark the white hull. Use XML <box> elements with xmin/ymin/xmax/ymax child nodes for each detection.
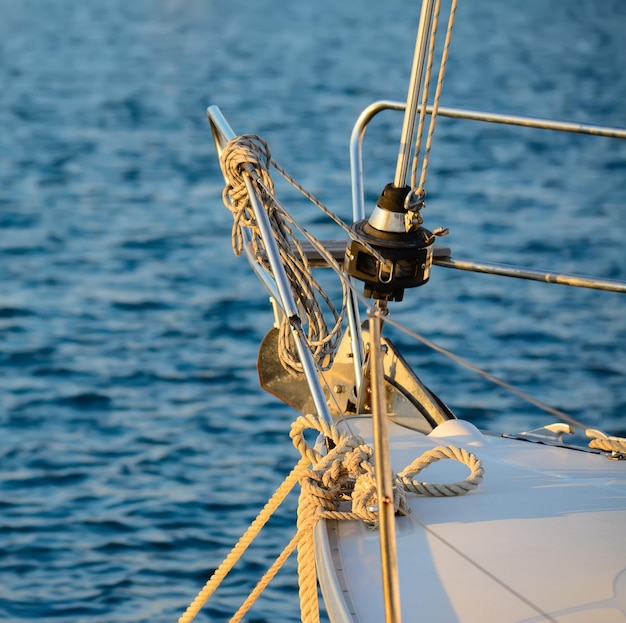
<box><xmin>316</xmin><ymin>419</ymin><xmax>626</xmax><ymax>622</ymax></box>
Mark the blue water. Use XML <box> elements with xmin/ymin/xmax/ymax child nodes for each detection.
<box><xmin>1</xmin><ymin>1</ymin><xmax>625</xmax><ymax>621</ymax></box>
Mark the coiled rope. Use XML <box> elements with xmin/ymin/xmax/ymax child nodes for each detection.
<box><xmin>220</xmin><ymin>134</ymin><xmax>344</xmax><ymax>374</ymax></box>
<box><xmin>179</xmin><ymin>413</ymin><xmax>484</xmax><ymax>623</ymax></box>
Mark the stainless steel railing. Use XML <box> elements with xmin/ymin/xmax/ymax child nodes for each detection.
<box><xmin>349</xmin><ymin>100</ymin><xmax>626</xmax><ymax>294</ymax></box>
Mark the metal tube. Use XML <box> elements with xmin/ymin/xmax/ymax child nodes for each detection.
<box><xmin>351</xmin><ymin>100</ymin><xmax>626</xmax><ymax>147</ymax></box>
<box><xmin>434</xmin><ymin>105</ymin><xmax>626</xmax><ymax>139</ymax></box>
<box><xmin>369</xmin><ymin>311</ymin><xmax>402</xmax><ymax>623</ymax></box>
<box><xmin>434</xmin><ymin>255</ymin><xmax>626</xmax><ymax>293</ymax></box>
<box><xmin>243</xmin><ymin>175</ymin><xmax>334</xmax><ymax>425</ymax></box>
<box><xmin>350</xmin><ymin>100</ymin><xmax>626</xmax><ymax>233</ymax></box>
<box><xmin>207</xmin><ymin>105</ymin><xmax>236</xmax><ymax>159</ymax></box>
<box><xmin>346</xmin><ymin>286</ymin><xmax>365</xmax><ymax>394</ymax></box>
<box><xmin>207</xmin><ymin>105</ymin><xmax>333</xmax><ymax>423</ymax></box>
<box><xmin>243</xmin><ymin>176</ymin><xmax>301</xmax><ymax>320</ymax></box>
<box><xmin>350</xmin><ymin>100</ymin><xmax>407</xmax><ymax>222</ymax></box>
<box><xmin>394</xmin><ymin>0</ymin><xmax>436</xmax><ymax>189</ymax></box>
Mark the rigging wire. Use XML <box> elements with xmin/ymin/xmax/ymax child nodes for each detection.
<box><xmin>381</xmin><ymin>314</ymin><xmax>592</xmax><ymax>432</ymax></box>
<box><xmin>414</xmin><ymin>0</ymin><xmax>458</xmax><ymax>193</ymax></box>
<box><xmin>410</xmin><ymin>0</ymin><xmax>440</xmax><ymax>191</ymax></box>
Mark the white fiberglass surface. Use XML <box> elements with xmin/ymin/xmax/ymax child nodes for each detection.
<box><xmin>317</xmin><ymin>419</ymin><xmax>626</xmax><ymax>623</ymax></box>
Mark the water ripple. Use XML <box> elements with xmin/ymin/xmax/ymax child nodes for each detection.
<box><xmin>0</xmin><ymin>1</ymin><xmax>624</xmax><ymax>622</ymax></box>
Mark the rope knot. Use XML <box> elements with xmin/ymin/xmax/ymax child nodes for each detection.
<box><xmin>291</xmin><ymin>414</ymin><xmax>483</xmax><ymax>527</ymax></box>
<box><xmin>221</xmin><ymin>134</ymin><xmax>272</xmax><ymax>190</ymax></box>
<box><xmin>586</xmin><ymin>429</ymin><xmax>626</xmax><ymax>459</ymax></box>
<box><xmin>219</xmin><ymin>134</ymin><xmax>275</xmax><ymax>257</ymax></box>
<box><xmin>351</xmin><ymin>470</ymin><xmax>379</xmax><ymax>524</ymax></box>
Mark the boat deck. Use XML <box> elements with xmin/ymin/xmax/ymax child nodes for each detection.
<box><xmin>316</xmin><ymin>418</ymin><xmax>626</xmax><ymax>623</ymax></box>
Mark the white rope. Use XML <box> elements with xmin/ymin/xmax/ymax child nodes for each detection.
<box><xmin>291</xmin><ymin>413</ymin><xmax>484</xmax><ymax>527</ymax></box>
<box><xmin>586</xmin><ymin>429</ymin><xmax>626</xmax><ymax>456</ymax></box>
<box><xmin>220</xmin><ymin>135</ymin><xmax>344</xmax><ymax>373</ymax></box>
<box><xmin>177</xmin><ymin>411</ymin><xmax>484</xmax><ymax>622</ymax></box>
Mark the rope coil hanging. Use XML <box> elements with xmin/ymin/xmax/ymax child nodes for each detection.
<box><xmin>220</xmin><ymin>134</ymin><xmax>343</xmax><ymax>373</ymax></box>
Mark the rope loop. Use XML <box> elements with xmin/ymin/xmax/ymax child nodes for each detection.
<box><xmin>398</xmin><ymin>444</ymin><xmax>485</xmax><ymax>496</ymax></box>
<box><xmin>289</xmin><ymin>412</ymin><xmax>349</xmax><ymax>464</ymax></box>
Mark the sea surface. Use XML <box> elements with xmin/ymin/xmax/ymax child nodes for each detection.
<box><xmin>1</xmin><ymin>0</ymin><xmax>625</xmax><ymax>621</ymax></box>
